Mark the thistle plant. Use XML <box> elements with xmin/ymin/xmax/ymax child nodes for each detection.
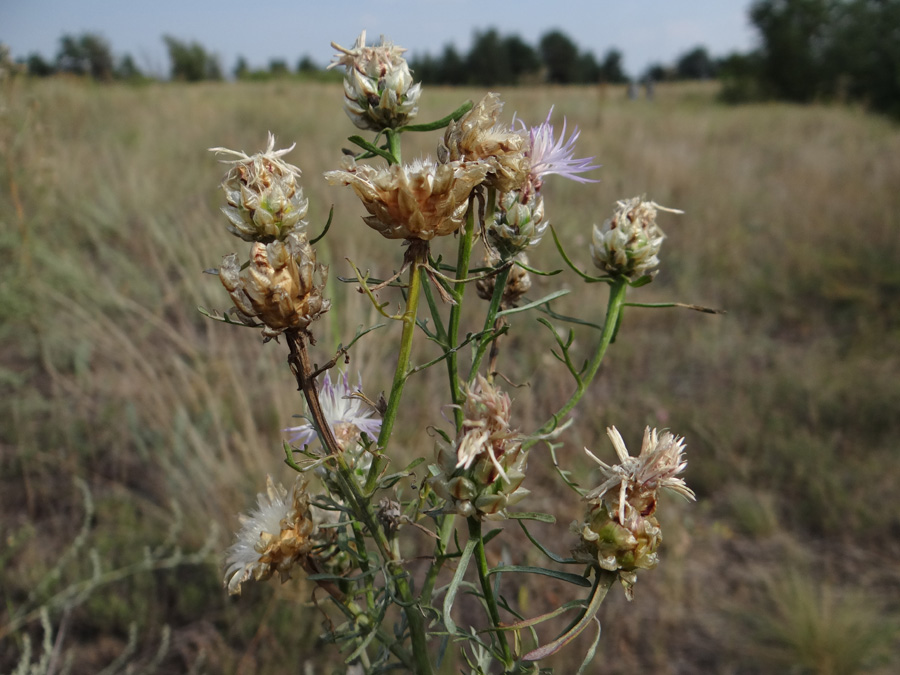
<box><xmin>201</xmin><ymin>30</ymin><xmax>717</xmax><ymax>675</ymax></box>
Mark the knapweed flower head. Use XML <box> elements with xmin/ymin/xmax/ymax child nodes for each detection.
<box><xmin>573</xmin><ymin>426</ymin><xmax>695</xmax><ymax>599</ymax></box>
<box><xmin>325</xmin><ymin>157</ymin><xmax>489</xmax><ymax>240</ymax></box>
<box><xmin>522</xmin><ymin>109</ymin><xmax>599</xmax><ymax>197</ymax></box>
<box><xmin>211</xmin><ymin>133</ymin><xmax>309</xmax><ymax>243</ymax></box>
<box><xmin>476</xmin><ymin>250</ymin><xmax>532</xmax><ymax>309</ymax></box>
<box><xmin>328</xmin><ymin>30</ymin><xmax>421</xmax><ymax>131</ymax></box>
<box><xmin>285</xmin><ymin>370</ymin><xmax>382</xmax><ymax>452</ymax></box>
<box><xmin>429</xmin><ymin>376</ymin><xmax>528</xmax><ymax>519</ymax></box>
<box><xmin>219</xmin><ymin>233</ymin><xmax>329</xmax><ymax>337</ymax></box>
<box><xmin>224</xmin><ymin>475</ymin><xmax>318</xmax><ymax>595</ymax></box>
<box><xmin>590</xmin><ymin>197</ymin><xmax>682</xmax><ymax>281</ymax></box>
<box><xmin>486</xmin><ymin>190</ymin><xmax>547</xmax><ymax>258</ymax></box>
<box><xmin>439</xmin><ymin>93</ymin><xmax>529</xmax><ymax>193</ymax></box>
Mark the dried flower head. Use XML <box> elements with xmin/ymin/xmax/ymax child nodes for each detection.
<box><xmin>590</xmin><ymin>197</ymin><xmax>682</xmax><ymax>281</ymax></box>
<box><xmin>224</xmin><ymin>476</ymin><xmax>318</xmax><ymax>595</ymax></box>
<box><xmin>486</xmin><ymin>190</ymin><xmax>547</xmax><ymax>257</ymax></box>
<box><xmin>439</xmin><ymin>93</ymin><xmax>529</xmax><ymax>192</ymax></box>
<box><xmin>325</xmin><ymin>157</ymin><xmax>488</xmax><ymax>240</ymax></box>
<box><xmin>219</xmin><ymin>234</ymin><xmax>329</xmax><ymax>337</ymax></box>
<box><xmin>429</xmin><ymin>376</ymin><xmax>528</xmax><ymax>519</ymax></box>
<box><xmin>328</xmin><ymin>30</ymin><xmax>421</xmax><ymax>131</ymax></box>
<box><xmin>285</xmin><ymin>370</ymin><xmax>382</xmax><ymax>452</ymax></box>
<box><xmin>476</xmin><ymin>251</ymin><xmax>532</xmax><ymax>309</ymax></box>
<box><xmin>573</xmin><ymin>426</ymin><xmax>695</xmax><ymax>599</ymax></box>
<box><xmin>210</xmin><ymin>133</ymin><xmax>309</xmax><ymax>243</ymax></box>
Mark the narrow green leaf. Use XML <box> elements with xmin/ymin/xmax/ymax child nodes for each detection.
<box><xmin>442</xmin><ymin>538</ymin><xmax>477</xmax><ymax>636</ymax></box>
<box><xmin>497</xmin><ymin>600</ymin><xmax>587</xmax><ymax>631</ymax></box>
<box><xmin>495</xmin><ymin>290</ymin><xmax>570</xmax><ymax>318</ymax></box>
<box><xmin>506</xmin><ymin>512</ymin><xmax>556</xmax><ymax>523</ymax></box>
<box><xmin>397</xmin><ymin>100</ymin><xmax>474</xmax><ymax>132</ymax></box>
<box><xmin>487</xmin><ymin>566</ymin><xmax>591</xmax><ymax>587</ymax></box>
<box><xmin>523</xmin><ymin>572</ymin><xmax>614</xmax><ymax>662</ymax></box>
<box><xmin>347</xmin><ymin>135</ymin><xmax>396</xmax><ymax>163</ymax></box>
<box><xmin>517</xmin><ymin>520</ymin><xmax>577</xmax><ymax>565</ymax></box>
<box><xmin>624</xmin><ymin>301</ymin><xmax>725</xmax><ymax>314</ymax></box>
<box><xmin>309</xmin><ymin>205</ymin><xmax>334</xmax><ymax>245</ymax></box>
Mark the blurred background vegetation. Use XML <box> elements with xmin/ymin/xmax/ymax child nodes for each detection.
<box><xmin>6</xmin><ymin>0</ymin><xmax>900</xmax><ymax>119</ymax></box>
<box><xmin>2</xmin><ymin>1</ymin><xmax>900</xmax><ymax>673</ymax></box>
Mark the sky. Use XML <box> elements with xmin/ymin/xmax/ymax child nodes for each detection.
<box><xmin>2</xmin><ymin>1</ymin><xmax>758</xmax><ymax>79</ymax></box>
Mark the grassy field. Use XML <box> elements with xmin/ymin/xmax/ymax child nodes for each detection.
<box><xmin>2</xmin><ymin>77</ymin><xmax>900</xmax><ymax>674</ymax></box>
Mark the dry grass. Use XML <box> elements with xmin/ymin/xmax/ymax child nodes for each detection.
<box><xmin>2</xmin><ymin>77</ymin><xmax>899</xmax><ymax>674</ymax></box>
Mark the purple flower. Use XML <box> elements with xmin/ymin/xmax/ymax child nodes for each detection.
<box><xmin>525</xmin><ymin>108</ymin><xmax>600</xmax><ymax>187</ymax></box>
<box><xmin>284</xmin><ymin>371</ymin><xmax>382</xmax><ymax>450</ymax></box>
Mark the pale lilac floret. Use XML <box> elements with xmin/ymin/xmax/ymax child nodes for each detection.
<box><xmin>525</xmin><ymin>108</ymin><xmax>600</xmax><ymax>185</ymax></box>
<box><xmin>284</xmin><ymin>371</ymin><xmax>382</xmax><ymax>449</ymax></box>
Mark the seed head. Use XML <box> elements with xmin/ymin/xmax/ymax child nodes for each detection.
<box><xmin>325</xmin><ymin>157</ymin><xmax>488</xmax><ymax>240</ymax></box>
<box><xmin>439</xmin><ymin>93</ymin><xmax>529</xmax><ymax>193</ymax></box>
<box><xmin>429</xmin><ymin>376</ymin><xmax>528</xmax><ymax>519</ymax></box>
<box><xmin>224</xmin><ymin>476</ymin><xmax>318</xmax><ymax>595</ymax></box>
<box><xmin>476</xmin><ymin>251</ymin><xmax>532</xmax><ymax>309</ymax></box>
<box><xmin>573</xmin><ymin>426</ymin><xmax>695</xmax><ymax>599</ymax></box>
<box><xmin>219</xmin><ymin>234</ymin><xmax>329</xmax><ymax>337</ymax></box>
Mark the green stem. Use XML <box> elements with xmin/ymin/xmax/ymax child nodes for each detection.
<box><xmin>468</xmin><ymin>263</ymin><xmax>511</xmax><ymax>384</ymax></box>
<box><xmin>447</xmin><ymin>202</ymin><xmax>477</xmax><ymax>430</ymax></box>
<box><xmin>374</xmin><ymin>243</ymin><xmax>425</xmax><ymax>457</ymax></box>
<box><xmin>468</xmin><ymin>517</ymin><xmax>513</xmax><ymax>667</ymax></box>
<box><xmin>285</xmin><ymin>332</ymin><xmax>428</xmax><ymax>672</ymax></box>
<box><xmin>333</xmin><ymin>452</ymin><xmax>433</xmax><ymax>675</ymax></box>
<box><xmin>421</xmin><ymin>510</ymin><xmax>458</xmax><ymax>605</ymax></box>
<box><xmin>528</xmin><ymin>277</ymin><xmax>628</xmax><ymax>448</ymax></box>
<box><xmin>386</xmin><ymin>128</ymin><xmax>401</xmax><ymax>164</ymax></box>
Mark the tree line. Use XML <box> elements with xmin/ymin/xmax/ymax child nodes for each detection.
<box><xmin>8</xmin><ymin>2</ymin><xmax>899</xmax><ymax>120</ymax></box>
<box><xmin>12</xmin><ymin>29</ymin><xmax>712</xmax><ymax>86</ymax></box>
<box><xmin>720</xmin><ymin>0</ymin><xmax>900</xmax><ymax>119</ymax></box>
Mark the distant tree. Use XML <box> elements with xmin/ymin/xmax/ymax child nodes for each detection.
<box><xmin>116</xmin><ymin>54</ymin><xmax>144</xmax><ymax>81</ymax></box>
<box><xmin>297</xmin><ymin>55</ymin><xmax>318</xmax><ymax>73</ymax></box>
<box><xmin>439</xmin><ymin>44</ymin><xmax>467</xmax><ymax>85</ymax></box>
<box><xmin>269</xmin><ymin>59</ymin><xmax>289</xmax><ymax>76</ymax></box>
<box><xmin>576</xmin><ymin>52</ymin><xmax>602</xmax><ymax>83</ymax></box>
<box><xmin>539</xmin><ymin>30</ymin><xmax>580</xmax><ymax>83</ymax></box>
<box><xmin>57</xmin><ymin>33</ymin><xmax>115</xmax><ymax>81</ymax></box>
<box><xmin>718</xmin><ymin>51</ymin><xmax>765</xmax><ymax>102</ymax></box>
<box><xmin>503</xmin><ymin>35</ymin><xmax>540</xmax><ymax>83</ymax></box>
<box><xmin>234</xmin><ymin>56</ymin><xmax>249</xmax><ymax>79</ymax></box>
<box><xmin>675</xmin><ymin>46</ymin><xmax>717</xmax><ymax>79</ymax></box>
<box><xmin>163</xmin><ymin>36</ymin><xmax>222</xmax><ymax>81</ymax></box>
<box><xmin>749</xmin><ymin>0</ymin><xmax>834</xmax><ymax>101</ymax></box>
<box><xmin>824</xmin><ymin>0</ymin><xmax>900</xmax><ymax>118</ymax></box>
<box><xmin>26</xmin><ymin>52</ymin><xmax>55</xmax><ymax>77</ymax></box>
<box><xmin>642</xmin><ymin>62</ymin><xmax>673</xmax><ymax>83</ymax></box>
<box><xmin>467</xmin><ymin>29</ymin><xmax>513</xmax><ymax>86</ymax></box>
<box><xmin>598</xmin><ymin>49</ymin><xmax>628</xmax><ymax>84</ymax></box>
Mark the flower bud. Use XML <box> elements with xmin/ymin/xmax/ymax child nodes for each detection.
<box><xmin>590</xmin><ymin>197</ymin><xmax>681</xmax><ymax>281</ymax></box>
<box><xmin>219</xmin><ymin>234</ymin><xmax>329</xmax><ymax>337</ymax></box>
<box><xmin>328</xmin><ymin>31</ymin><xmax>421</xmax><ymax>131</ymax></box>
<box><xmin>211</xmin><ymin>133</ymin><xmax>309</xmax><ymax>243</ymax></box>
<box><xmin>486</xmin><ymin>190</ymin><xmax>547</xmax><ymax>257</ymax></box>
